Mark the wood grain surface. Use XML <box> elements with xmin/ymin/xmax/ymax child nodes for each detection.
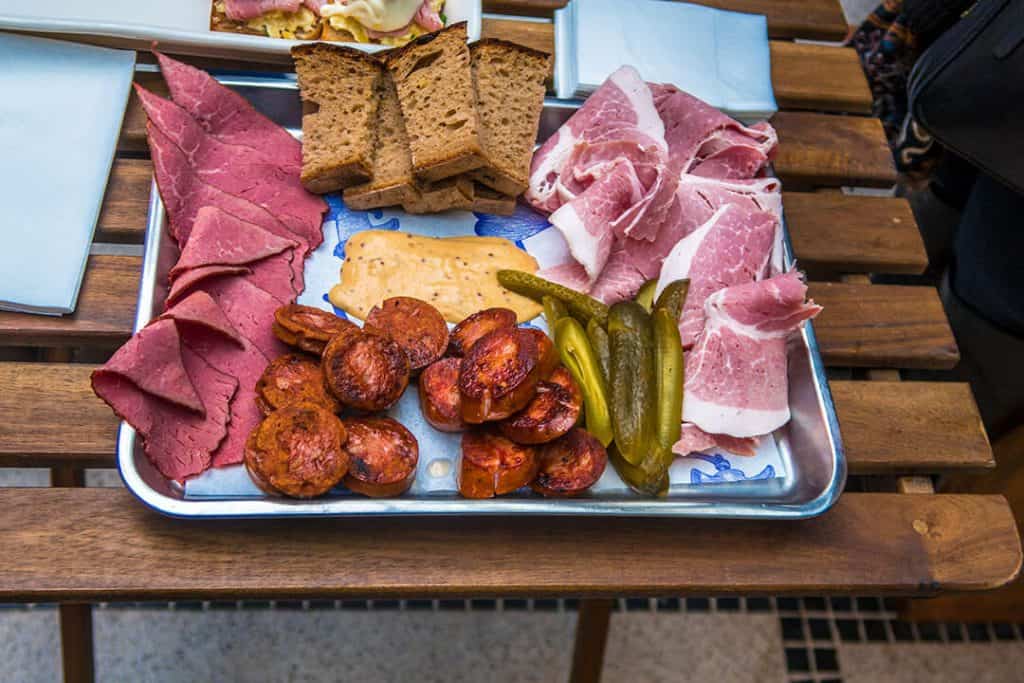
<box><xmin>808</xmin><ymin>282</ymin><xmax>960</xmax><ymax>369</ymax></box>
<box><xmin>0</xmin><ymin>488</ymin><xmax>1016</xmax><ymax>601</ymax></box>
<box><xmin>0</xmin><ymin>260</ymin><xmax>956</xmax><ymax>370</ymax></box>
<box><xmin>772</xmin><ymin>111</ymin><xmax>898</xmax><ymax>188</ymax></box>
<box><xmin>785</xmin><ymin>193</ymin><xmax>927</xmax><ymax>275</ymax></box>
<box><xmin>0</xmin><ymin>364</ymin><xmax>994</xmax><ymax>474</ymax></box>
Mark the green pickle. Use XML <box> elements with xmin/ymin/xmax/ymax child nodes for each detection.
<box><xmin>633</xmin><ymin>279</ymin><xmax>659</xmax><ymax>312</ymax></box>
<box><xmin>542</xmin><ymin>295</ymin><xmax>567</xmax><ymax>326</ymax></box>
<box><xmin>607</xmin><ymin>302</ymin><xmax>655</xmax><ymax>467</ymax></box>
<box><xmin>586</xmin><ymin>318</ymin><xmax>611</xmax><ymax>384</ymax></box>
<box><xmin>654</xmin><ymin>279</ymin><xmax>691</xmax><ymax>322</ymax></box>
<box><xmin>497</xmin><ymin>270</ymin><xmax>610</xmax><ymax>326</ymax></box>
<box><xmin>609</xmin><ymin>443</ymin><xmax>669</xmax><ymax>497</ymax></box>
<box><xmin>552</xmin><ymin>317</ymin><xmax>614</xmax><ymax>447</ymax></box>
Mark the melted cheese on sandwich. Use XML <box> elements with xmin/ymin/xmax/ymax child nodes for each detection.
<box><xmin>245</xmin><ymin>7</ymin><xmax>318</xmax><ymax>39</ymax></box>
<box><xmin>321</xmin><ymin>0</ymin><xmax>423</xmax><ymax>33</ymax></box>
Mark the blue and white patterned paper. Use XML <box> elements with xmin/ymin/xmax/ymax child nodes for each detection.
<box><xmin>185</xmin><ymin>200</ymin><xmax>786</xmax><ymax>499</ymax></box>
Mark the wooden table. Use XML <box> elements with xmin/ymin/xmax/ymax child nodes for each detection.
<box><xmin>0</xmin><ymin>2</ymin><xmax>1019</xmax><ymax>682</ymax></box>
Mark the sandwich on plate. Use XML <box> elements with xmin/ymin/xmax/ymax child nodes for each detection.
<box><xmin>211</xmin><ymin>0</ymin><xmax>446</xmax><ymax>46</ymax></box>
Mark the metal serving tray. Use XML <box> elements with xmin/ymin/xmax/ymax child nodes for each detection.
<box><xmin>118</xmin><ymin>70</ymin><xmax>845</xmax><ymax>519</ymax></box>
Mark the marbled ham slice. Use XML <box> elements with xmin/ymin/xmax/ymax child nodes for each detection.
<box><xmin>683</xmin><ymin>272</ymin><xmax>821</xmax><ymax>437</ymax></box>
<box><xmin>224</xmin><ymin>0</ymin><xmax>301</xmax><ymax>21</ymax></box>
<box><xmin>672</xmin><ymin>423</ymin><xmax>760</xmax><ymax>457</ymax></box>
<box><xmin>656</xmin><ymin>204</ymin><xmax>777</xmax><ymax>348</ymax></box>
<box><xmin>91</xmin><ymin>319</ymin><xmax>236</xmax><ymax>481</ymax></box>
<box><xmin>154</xmin><ymin>52</ymin><xmax>302</xmax><ymax>175</ymax></box>
<box><xmin>161</xmin><ymin>292</ymin><xmax>269</xmax><ymax>468</ymax></box>
<box><xmin>136</xmin><ymin>85</ymin><xmax>325</xmax><ymax>249</ymax></box>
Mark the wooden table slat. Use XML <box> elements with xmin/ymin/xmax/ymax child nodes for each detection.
<box><xmin>772</xmin><ymin>111</ymin><xmax>897</xmax><ymax>188</ymax></box>
<box><xmin>0</xmin><ymin>488</ymin><xmax>1016</xmax><ymax>601</ymax></box>
<box><xmin>770</xmin><ymin>42</ymin><xmax>872</xmax><ymax>115</ymax></box>
<box><xmin>809</xmin><ymin>282</ymin><xmax>959</xmax><ymax>369</ymax></box>
<box><xmin>0</xmin><ymin>364</ymin><xmax>993</xmax><ymax>474</ymax></box>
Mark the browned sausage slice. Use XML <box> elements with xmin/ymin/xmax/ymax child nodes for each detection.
<box><xmin>418</xmin><ymin>358</ymin><xmax>468</xmax><ymax>432</ymax></box>
<box><xmin>274</xmin><ymin>304</ymin><xmax>357</xmax><ymax>355</ymax></box>
<box><xmin>341</xmin><ymin>416</ymin><xmax>419</xmax><ymax>497</ymax></box>
<box><xmin>364</xmin><ymin>296</ymin><xmax>450</xmax><ymax>372</ymax></box>
<box><xmin>458</xmin><ymin>429</ymin><xmax>539</xmax><ymax>499</ymax></box>
<box><xmin>256</xmin><ymin>353</ymin><xmax>340</xmax><ymax>416</ymax></box>
<box><xmin>322</xmin><ymin>330</ymin><xmax>410</xmax><ymax>412</ymax></box>
<box><xmin>521</xmin><ymin>327</ymin><xmax>559</xmax><ymax>380</ymax></box>
<box><xmin>498</xmin><ymin>367</ymin><xmax>582</xmax><ymax>444</ymax></box>
<box><xmin>458</xmin><ymin>327</ymin><xmax>541</xmax><ymax>423</ymax></box>
<box><xmin>244</xmin><ymin>402</ymin><xmax>349</xmax><ymax>498</ymax></box>
<box><xmin>531</xmin><ymin>427</ymin><xmax>608</xmax><ymax>497</ymax></box>
<box><xmin>448</xmin><ymin>307</ymin><xmax>517</xmax><ymax>357</ymax></box>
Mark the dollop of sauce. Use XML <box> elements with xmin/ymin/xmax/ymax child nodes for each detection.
<box><xmin>329</xmin><ymin>231</ymin><xmax>543</xmax><ymax>323</ymax></box>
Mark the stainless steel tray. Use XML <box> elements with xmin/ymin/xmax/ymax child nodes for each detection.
<box><xmin>117</xmin><ymin>71</ymin><xmax>845</xmax><ymax>519</ymax></box>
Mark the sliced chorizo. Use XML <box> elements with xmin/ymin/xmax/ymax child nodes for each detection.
<box><xmin>364</xmin><ymin>297</ymin><xmax>450</xmax><ymax>372</ymax></box>
<box><xmin>458</xmin><ymin>327</ymin><xmax>541</xmax><ymax>423</ymax></box>
<box><xmin>244</xmin><ymin>402</ymin><xmax>349</xmax><ymax>498</ymax></box>
<box><xmin>458</xmin><ymin>429</ymin><xmax>539</xmax><ymax>499</ymax></box>
<box><xmin>256</xmin><ymin>353</ymin><xmax>340</xmax><ymax>416</ymax></box>
<box><xmin>531</xmin><ymin>427</ymin><xmax>608</xmax><ymax>497</ymax></box>
<box><xmin>498</xmin><ymin>367</ymin><xmax>582</xmax><ymax>444</ymax></box>
<box><xmin>418</xmin><ymin>357</ymin><xmax>468</xmax><ymax>432</ymax></box>
<box><xmin>341</xmin><ymin>416</ymin><xmax>419</xmax><ymax>497</ymax></box>
<box><xmin>322</xmin><ymin>330</ymin><xmax>410</xmax><ymax>412</ymax></box>
<box><xmin>521</xmin><ymin>327</ymin><xmax>559</xmax><ymax>379</ymax></box>
<box><xmin>448</xmin><ymin>307</ymin><xmax>517</xmax><ymax>357</ymax></box>
<box><xmin>274</xmin><ymin>304</ymin><xmax>357</xmax><ymax>355</ymax></box>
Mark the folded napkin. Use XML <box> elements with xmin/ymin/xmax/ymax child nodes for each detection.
<box><xmin>555</xmin><ymin>0</ymin><xmax>777</xmax><ymax>122</ymax></box>
<box><xmin>0</xmin><ymin>33</ymin><xmax>135</xmax><ymax>315</ymax></box>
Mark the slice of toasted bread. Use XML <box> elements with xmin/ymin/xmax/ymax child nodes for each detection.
<box><xmin>292</xmin><ymin>43</ymin><xmax>383</xmax><ymax>194</ymax></box>
<box><xmin>469</xmin><ymin>39</ymin><xmax>552</xmax><ymax>197</ymax></box>
<box><xmin>402</xmin><ymin>176</ymin><xmax>474</xmax><ymax>214</ymax></box>
<box><xmin>385</xmin><ymin>22</ymin><xmax>485</xmax><ymax>183</ymax></box>
<box><xmin>471</xmin><ymin>183</ymin><xmax>517</xmax><ymax>216</ymax></box>
<box><xmin>211</xmin><ymin>2</ymin><xmax>322</xmax><ymax>40</ymax></box>
<box><xmin>342</xmin><ymin>70</ymin><xmax>415</xmax><ymax>211</ymax></box>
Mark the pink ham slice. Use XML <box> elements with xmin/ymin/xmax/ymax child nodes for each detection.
<box><xmin>136</xmin><ymin>85</ymin><xmax>325</xmax><ymax>250</ymax></box>
<box><xmin>683</xmin><ymin>272</ymin><xmax>821</xmax><ymax>437</ymax></box>
<box><xmin>161</xmin><ymin>292</ymin><xmax>269</xmax><ymax>468</ymax></box>
<box><xmin>224</xmin><ymin>0</ymin><xmax>301</xmax><ymax>21</ymax></box>
<box><xmin>650</xmin><ymin>84</ymin><xmax>777</xmax><ymax>179</ymax></box>
<box><xmin>148</xmin><ymin>124</ymin><xmax>309</xmax><ymax>291</ymax></box>
<box><xmin>154</xmin><ymin>52</ymin><xmax>302</xmax><ymax>176</ymax></box>
<box><xmin>672</xmin><ymin>423</ymin><xmax>760</xmax><ymax>457</ymax></box>
<box><xmin>91</xmin><ymin>319</ymin><xmax>236</xmax><ymax>481</ymax></box>
<box><xmin>655</xmin><ymin>204</ymin><xmax>777</xmax><ymax>348</ymax></box>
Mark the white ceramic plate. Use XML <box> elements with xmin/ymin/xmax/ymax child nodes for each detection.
<box><xmin>0</xmin><ymin>0</ymin><xmax>481</xmax><ymax>62</ymax></box>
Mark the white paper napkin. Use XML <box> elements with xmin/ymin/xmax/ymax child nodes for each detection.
<box><xmin>555</xmin><ymin>0</ymin><xmax>777</xmax><ymax>122</ymax></box>
<box><xmin>0</xmin><ymin>33</ymin><xmax>135</xmax><ymax>315</ymax></box>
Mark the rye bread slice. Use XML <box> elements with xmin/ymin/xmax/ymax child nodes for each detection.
<box><xmin>386</xmin><ymin>22</ymin><xmax>485</xmax><ymax>183</ymax></box>
<box><xmin>471</xmin><ymin>182</ymin><xmax>516</xmax><ymax>216</ymax></box>
<box><xmin>292</xmin><ymin>43</ymin><xmax>383</xmax><ymax>194</ymax></box>
<box><xmin>343</xmin><ymin>70</ymin><xmax>415</xmax><ymax>211</ymax></box>
<box><xmin>402</xmin><ymin>175</ymin><xmax>475</xmax><ymax>214</ymax></box>
<box><xmin>469</xmin><ymin>39</ymin><xmax>552</xmax><ymax>197</ymax></box>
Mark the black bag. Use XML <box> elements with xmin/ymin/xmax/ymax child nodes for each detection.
<box><xmin>908</xmin><ymin>0</ymin><xmax>1024</xmax><ymax>194</ymax></box>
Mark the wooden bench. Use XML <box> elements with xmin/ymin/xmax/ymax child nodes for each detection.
<box><xmin>0</xmin><ymin>2</ymin><xmax>1018</xmax><ymax>682</ymax></box>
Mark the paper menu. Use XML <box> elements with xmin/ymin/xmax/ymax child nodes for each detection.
<box><xmin>555</xmin><ymin>0</ymin><xmax>777</xmax><ymax>123</ymax></box>
<box><xmin>0</xmin><ymin>33</ymin><xmax>135</xmax><ymax>315</ymax></box>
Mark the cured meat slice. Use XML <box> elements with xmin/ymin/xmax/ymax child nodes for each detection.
<box><xmin>136</xmin><ymin>85</ymin><xmax>325</xmax><ymax>248</ymax></box>
<box><xmin>91</xmin><ymin>319</ymin><xmax>236</xmax><ymax>480</ymax></box>
<box><xmin>155</xmin><ymin>52</ymin><xmax>302</xmax><ymax>174</ymax></box>
<box><xmin>527</xmin><ymin>66</ymin><xmax>666</xmax><ymax>215</ymax></box>
<box><xmin>224</xmin><ymin>0</ymin><xmax>302</xmax><ymax>21</ymax></box>
<box><xmin>96</xmin><ymin>317</ymin><xmax>202</xmax><ymax>413</ymax></box>
<box><xmin>672</xmin><ymin>423</ymin><xmax>760</xmax><ymax>457</ymax></box>
<box><xmin>170</xmin><ymin>206</ymin><xmax>297</xmax><ymax>278</ymax></box>
<box><xmin>199</xmin><ymin>276</ymin><xmax>292</xmax><ymax>359</ymax></box>
<box><xmin>148</xmin><ymin>124</ymin><xmax>310</xmax><ymax>291</ymax></box>
<box><xmin>683</xmin><ymin>272</ymin><xmax>821</xmax><ymax>437</ymax></box>
<box><xmin>161</xmin><ymin>292</ymin><xmax>270</xmax><ymax>468</ymax></box>
<box><xmin>655</xmin><ymin>204</ymin><xmax>777</xmax><ymax>348</ymax></box>
<box><xmin>542</xmin><ymin>159</ymin><xmax>643</xmax><ymax>287</ymax></box>
<box><xmin>650</xmin><ymin>84</ymin><xmax>777</xmax><ymax>179</ymax></box>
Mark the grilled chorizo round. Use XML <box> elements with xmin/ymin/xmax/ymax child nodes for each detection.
<box><xmin>341</xmin><ymin>416</ymin><xmax>419</xmax><ymax>497</ymax></box>
<box><xmin>256</xmin><ymin>353</ymin><xmax>340</xmax><ymax>416</ymax></box>
<box><xmin>322</xmin><ymin>330</ymin><xmax>410</xmax><ymax>412</ymax></box>
<box><xmin>458</xmin><ymin>327</ymin><xmax>542</xmax><ymax>423</ymax></box>
<box><xmin>418</xmin><ymin>357</ymin><xmax>468</xmax><ymax>432</ymax></box>
<box><xmin>458</xmin><ymin>429</ymin><xmax>539</xmax><ymax>499</ymax></box>
<box><xmin>448</xmin><ymin>307</ymin><xmax>517</xmax><ymax>357</ymax></box>
<box><xmin>498</xmin><ymin>367</ymin><xmax>582</xmax><ymax>444</ymax></box>
<box><xmin>273</xmin><ymin>304</ymin><xmax>357</xmax><ymax>355</ymax></box>
<box><xmin>364</xmin><ymin>297</ymin><xmax>450</xmax><ymax>372</ymax></box>
<box><xmin>531</xmin><ymin>427</ymin><xmax>608</xmax><ymax>497</ymax></box>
